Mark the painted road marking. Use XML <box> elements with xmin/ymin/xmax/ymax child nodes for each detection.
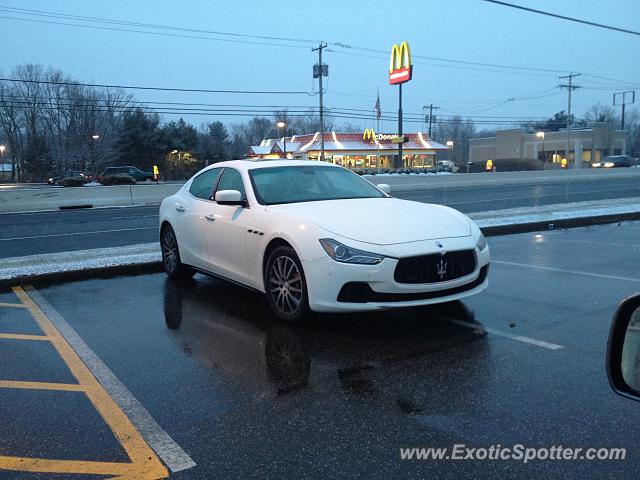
<box><xmin>0</xmin><ymin>286</ymin><xmax>170</xmax><ymax>479</ymax></box>
<box><xmin>0</xmin><ymin>333</ymin><xmax>52</xmax><ymax>341</ymax></box>
<box><xmin>0</xmin><ymin>380</ymin><xmax>86</xmax><ymax>391</ymax></box>
<box><xmin>449</xmin><ymin>319</ymin><xmax>564</xmax><ymax>350</ymax></box>
<box><xmin>25</xmin><ymin>285</ymin><xmax>197</xmax><ymax>473</ymax></box>
<box><xmin>0</xmin><ymin>302</ymin><xmax>28</xmax><ymax>308</ymax></box>
<box><xmin>493</xmin><ymin>260</ymin><xmax>640</xmax><ymax>283</ymax></box>
<box><xmin>0</xmin><ymin>226</ymin><xmax>156</xmax><ymax>241</ymax></box>
<box><xmin>107</xmin><ymin>214</ymin><xmax>159</xmax><ymax>220</ymax></box>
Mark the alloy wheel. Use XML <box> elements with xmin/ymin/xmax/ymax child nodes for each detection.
<box><xmin>162</xmin><ymin>229</ymin><xmax>179</xmax><ymax>273</ymax></box>
<box><xmin>269</xmin><ymin>255</ymin><xmax>303</xmax><ymax>316</ymax></box>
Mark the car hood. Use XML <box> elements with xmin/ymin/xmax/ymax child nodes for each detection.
<box><xmin>265</xmin><ymin>198</ymin><xmax>471</xmax><ymax>245</ymax></box>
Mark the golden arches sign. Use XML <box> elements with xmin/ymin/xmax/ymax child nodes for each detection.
<box><xmin>389</xmin><ymin>41</ymin><xmax>412</xmax><ymax>85</ymax></box>
<box><xmin>363</xmin><ymin>128</ymin><xmax>376</xmax><ymax>142</ymax></box>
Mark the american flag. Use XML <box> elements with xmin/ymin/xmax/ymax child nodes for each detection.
<box><xmin>375</xmin><ymin>93</ymin><xmax>381</xmax><ymax>120</ymax></box>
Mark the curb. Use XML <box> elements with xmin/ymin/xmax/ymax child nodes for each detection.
<box><xmin>480</xmin><ymin>211</ymin><xmax>640</xmax><ymax>236</ymax></box>
<box><xmin>0</xmin><ymin>262</ymin><xmax>164</xmax><ymax>291</ymax></box>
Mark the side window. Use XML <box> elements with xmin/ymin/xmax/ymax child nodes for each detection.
<box><xmin>189</xmin><ymin>168</ymin><xmax>222</xmax><ymax>200</ymax></box>
<box><xmin>216</xmin><ymin>169</ymin><xmax>246</xmax><ymax>199</ymax></box>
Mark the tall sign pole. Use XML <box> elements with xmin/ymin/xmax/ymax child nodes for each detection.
<box><xmin>398</xmin><ymin>83</ymin><xmax>403</xmax><ymax>168</ymax></box>
<box><xmin>389</xmin><ymin>41</ymin><xmax>413</xmax><ymax>169</ymax></box>
<box><xmin>313</xmin><ymin>42</ymin><xmax>328</xmax><ymax>161</ymax></box>
<box><xmin>614</xmin><ymin>91</ymin><xmax>635</xmax><ymax>131</ymax></box>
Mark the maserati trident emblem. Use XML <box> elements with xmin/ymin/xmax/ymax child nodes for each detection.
<box><xmin>437</xmin><ymin>258</ymin><xmax>448</xmax><ymax>280</ymax></box>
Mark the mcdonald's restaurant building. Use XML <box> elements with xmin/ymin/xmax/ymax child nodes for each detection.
<box><xmin>248</xmin><ymin>131</ymin><xmax>449</xmax><ymax>169</ymax></box>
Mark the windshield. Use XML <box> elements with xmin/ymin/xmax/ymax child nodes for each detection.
<box><xmin>249</xmin><ymin>165</ymin><xmax>386</xmax><ymax>205</ymax></box>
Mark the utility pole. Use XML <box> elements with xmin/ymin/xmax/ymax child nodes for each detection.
<box><xmin>312</xmin><ymin>42</ymin><xmax>328</xmax><ymax>161</ymax></box>
<box><xmin>428</xmin><ymin>104</ymin><xmax>439</xmax><ymax>138</ymax></box>
<box><xmin>559</xmin><ymin>73</ymin><xmax>581</xmax><ymax>168</ymax></box>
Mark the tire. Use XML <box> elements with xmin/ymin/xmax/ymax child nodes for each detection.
<box><xmin>264</xmin><ymin>246</ymin><xmax>310</xmax><ymax>323</ymax></box>
<box><xmin>161</xmin><ymin>225</ymin><xmax>195</xmax><ymax>280</ymax></box>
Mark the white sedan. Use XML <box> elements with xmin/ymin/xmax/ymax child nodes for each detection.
<box><xmin>159</xmin><ymin>160</ymin><xmax>490</xmax><ymax>322</ymax></box>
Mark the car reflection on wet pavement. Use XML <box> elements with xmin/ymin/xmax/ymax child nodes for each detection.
<box><xmin>162</xmin><ymin>277</ymin><xmax>490</xmax><ymax>406</ymax></box>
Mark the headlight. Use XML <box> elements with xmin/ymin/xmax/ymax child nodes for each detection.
<box><xmin>592</xmin><ymin>162</ymin><xmax>601</xmax><ymax>168</ymax></box>
<box><xmin>476</xmin><ymin>231</ymin><xmax>487</xmax><ymax>251</ymax></box>
<box><xmin>319</xmin><ymin>239</ymin><xmax>384</xmax><ymax>265</ymax></box>
<box><xmin>604</xmin><ymin>162</ymin><xmax>615</xmax><ymax>168</ymax></box>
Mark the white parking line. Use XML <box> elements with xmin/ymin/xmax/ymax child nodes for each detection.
<box><xmin>107</xmin><ymin>214</ymin><xmax>159</xmax><ymax>220</ymax></box>
<box><xmin>0</xmin><ymin>227</ymin><xmax>156</xmax><ymax>241</ymax></box>
<box><xmin>24</xmin><ymin>286</ymin><xmax>196</xmax><ymax>473</ymax></box>
<box><xmin>448</xmin><ymin>318</ymin><xmax>563</xmax><ymax>350</ymax></box>
<box><xmin>493</xmin><ymin>260</ymin><xmax>640</xmax><ymax>283</ymax></box>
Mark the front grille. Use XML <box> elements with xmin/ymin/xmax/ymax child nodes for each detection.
<box><xmin>394</xmin><ymin>249</ymin><xmax>477</xmax><ymax>284</ymax></box>
<box><xmin>337</xmin><ymin>265</ymin><xmax>489</xmax><ymax>303</ymax></box>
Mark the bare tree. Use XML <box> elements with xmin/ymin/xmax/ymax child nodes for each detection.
<box><xmin>432</xmin><ymin>116</ymin><xmax>476</xmax><ymax>166</ymax></box>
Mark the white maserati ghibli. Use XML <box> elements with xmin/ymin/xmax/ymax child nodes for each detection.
<box><xmin>159</xmin><ymin>160</ymin><xmax>490</xmax><ymax>322</ymax></box>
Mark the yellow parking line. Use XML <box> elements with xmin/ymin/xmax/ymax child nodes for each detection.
<box><xmin>0</xmin><ymin>302</ymin><xmax>28</xmax><ymax>308</ymax></box>
<box><xmin>0</xmin><ymin>456</ymin><xmax>160</xmax><ymax>477</ymax></box>
<box><xmin>0</xmin><ymin>333</ymin><xmax>52</xmax><ymax>341</ymax></box>
<box><xmin>0</xmin><ymin>287</ymin><xmax>169</xmax><ymax>479</ymax></box>
<box><xmin>0</xmin><ymin>380</ymin><xmax>85</xmax><ymax>392</ymax></box>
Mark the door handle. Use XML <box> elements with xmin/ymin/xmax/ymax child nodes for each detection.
<box><xmin>205</xmin><ymin>214</ymin><xmax>215</xmax><ymax>222</ymax></box>
<box><xmin>175</xmin><ymin>204</ymin><xmax>185</xmax><ymax>212</ymax></box>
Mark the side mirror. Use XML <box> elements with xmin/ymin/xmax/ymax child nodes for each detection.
<box><xmin>607</xmin><ymin>294</ymin><xmax>640</xmax><ymax>401</ymax></box>
<box><xmin>215</xmin><ymin>189</ymin><xmax>244</xmax><ymax>205</ymax></box>
<box><xmin>377</xmin><ymin>183</ymin><xmax>391</xmax><ymax>194</ymax></box>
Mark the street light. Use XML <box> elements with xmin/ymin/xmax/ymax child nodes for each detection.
<box><xmin>86</xmin><ymin>134</ymin><xmax>100</xmax><ymax>175</ymax></box>
<box><xmin>536</xmin><ymin>131</ymin><xmax>545</xmax><ymax>165</ymax></box>
<box><xmin>276</xmin><ymin>121</ymin><xmax>286</xmax><ymax>158</ymax></box>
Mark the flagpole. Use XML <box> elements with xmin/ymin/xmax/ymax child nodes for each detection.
<box><xmin>376</xmin><ymin>87</ymin><xmax>381</xmax><ymax>133</ymax></box>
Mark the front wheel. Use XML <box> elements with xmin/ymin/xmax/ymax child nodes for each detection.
<box><xmin>161</xmin><ymin>225</ymin><xmax>195</xmax><ymax>280</ymax></box>
<box><xmin>265</xmin><ymin>246</ymin><xmax>310</xmax><ymax>323</ymax></box>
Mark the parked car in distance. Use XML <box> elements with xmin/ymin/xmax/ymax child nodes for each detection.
<box><xmin>97</xmin><ymin>166</ymin><xmax>155</xmax><ymax>183</ymax></box>
<box><xmin>437</xmin><ymin>160</ymin><xmax>459</xmax><ymax>173</ymax></box>
<box><xmin>592</xmin><ymin>155</ymin><xmax>637</xmax><ymax>168</ymax></box>
<box><xmin>47</xmin><ymin>170</ymin><xmax>89</xmax><ymax>185</ymax></box>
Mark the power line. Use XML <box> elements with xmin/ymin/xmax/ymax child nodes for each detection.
<box><xmin>0</xmin><ymin>5</ymin><xmax>320</xmax><ymax>44</ymax></box>
<box><xmin>0</xmin><ymin>15</ymin><xmax>316</xmax><ymax>51</ymax></box>
<box><xmin>332</xmin><ymin>44</ymin><xmax>567</xmax><ymax>75</ymax></box>
<box><xmin>482</xmin><ymin>0</ymin><xmax>640</xmax><ymax>36</ymax></box>
<box><xmin>0</xmin><ymin>95</ymin><xmax>552</xmax><ymax>120</ymax></box>
<box><xmin>0</xmin><ymin>77</ymin><xmax>312</xmax><ymax>95</ymax></box>
<box><xmin>0</xmin><ymin>99</ymin><xmax>545</xmax><ymax>125</ymax></box>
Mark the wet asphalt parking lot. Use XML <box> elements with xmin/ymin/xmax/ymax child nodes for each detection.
<box><xmin>1</xmin><ymin>221</ymin><xmax>640</xmax><ymax>479</ymax></box>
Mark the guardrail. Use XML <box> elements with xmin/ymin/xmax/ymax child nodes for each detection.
<box><xmin>0</xmin><ymin>183</ymin><xmax>182</xmax><ymax>213</ymax></box>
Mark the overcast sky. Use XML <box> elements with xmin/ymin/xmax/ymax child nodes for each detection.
<box><xmin>1</xmin><ymin>0</ymin><xmax>638</xmax><ymax>131</ymax></box>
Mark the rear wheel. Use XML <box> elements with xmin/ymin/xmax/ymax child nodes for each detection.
<box><xmin>161</xmin><ymin>225</ymin><xmax>195</xmax><ymax>279</ymax></box>
<box><xmin>265</xmin><ymin>246</ymin><xmax>310</xmax><ymax>323</ymax></box>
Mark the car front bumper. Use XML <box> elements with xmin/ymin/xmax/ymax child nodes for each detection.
<box><xmin>302</xmin><ymin>243</ymin><xmax>490</xmax><ymax>313</ymax></box>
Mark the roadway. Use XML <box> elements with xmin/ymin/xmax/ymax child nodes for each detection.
<box><xmin>1</xmin><ymin>171</ymin><xmax>639</xmax><ymax>258</ymax></box>
<box><xmin>1</xmin><ymin>222</ymin><xmax>639</xmax><ymax>478</ymax></box>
